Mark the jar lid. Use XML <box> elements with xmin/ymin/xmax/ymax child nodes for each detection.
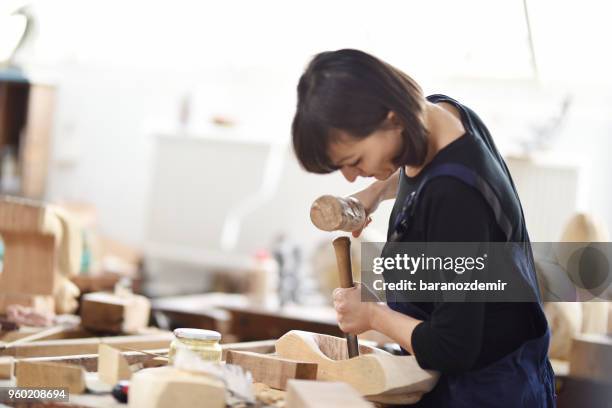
<box><xmin>173</xmin><ymin>328</ymin><xmax>221</xmax><ymax>341</ymax></box>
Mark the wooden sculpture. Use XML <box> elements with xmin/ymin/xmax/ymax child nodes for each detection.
<box><xmin>545</xmin><ymin>212</ymin><xmax>611</xmax><ymax>360</ymax></box>
<box><xmin>0</xmin><ymin>197</ymin><xmax>82</xmax><ymax>314</ymax></box>
<box><xmin>275</xmin><ymin>330</ymin><xmax>438</xmax><ymax>405</ymax></box>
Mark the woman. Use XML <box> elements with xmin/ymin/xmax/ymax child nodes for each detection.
<box><xmin>291</xmin><ymin>49</ymin><xmax>555</xmax><ymax>407</ymax></box>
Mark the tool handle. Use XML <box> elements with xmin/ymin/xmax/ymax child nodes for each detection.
<box><xmin>332</xmin><ymin>236</ymin><xmax>354</xmax><ymax>288</ymax></box>
<box><xmin>332</xmin><ymin>236</ymin><xmax>359</xmax><ymax>358</ymax></box>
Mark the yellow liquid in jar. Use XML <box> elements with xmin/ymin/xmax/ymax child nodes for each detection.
<box><xmin>168</xmin><ymin>337</ymin><xmax>222</xmax><ymax>365</ymax></box>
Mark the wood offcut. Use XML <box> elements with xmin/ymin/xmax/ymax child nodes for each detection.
<box><xmin>226</xmin><ymin>350</ymin><xmax>317</xmax><ymax>390</ymax></box>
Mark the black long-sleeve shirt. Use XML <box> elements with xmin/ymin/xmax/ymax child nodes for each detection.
<box><xmin>385</xmin><ymin>130</ymin><xmax>539</xmax><ymax>375</ymax></box>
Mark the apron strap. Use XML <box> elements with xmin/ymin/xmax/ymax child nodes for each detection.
<box><xmin>390</xmin><ymin>162</ymin><xmax>544</xmax><ymax>303</ymax></box>
<box><xmin>391</xmin><ymin>162</ymin><xmax>514</xmax><ymax>242</ymax></box>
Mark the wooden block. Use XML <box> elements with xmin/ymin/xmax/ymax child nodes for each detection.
<box><xmin>129</xmin><ymin>366</ymin><xmax>225</xmax><ymax>408</ymax></box>
<box><xmin>98</xmin><ymin>344</ymin><xmax>132</xmax><ymax>385</ymax></box>
<box><xmin>569</xmin><ymin>333</ymin><xmax>612</xmax><ymax>384</ymax></box>
<box><xmin>286</xmin><ymin>380</ymin><xmax>373</xmax><ymax>408</ymax></box>
<box><xmin>15</xmin><ymin>360</ymin><xmax>86</xmax><ymax>394</ymax></box>
<box><xmin>1</xmin><ymin>332</ymin><xmax>173</xmax><ymax>358</ymax></box>
<box><xmin>276</xmin><ymin>330</ymin><xmax>438</xmax><ymax>404</ymax></box>
<box><xmin>226</xmin><ymin>350</ymin><xmax>317</xmax><ymax>390</ymax></box>
<box><xmin>80</xmin><ymin>292</ymin><xmax>151</xmax><ymax>334</ymax></box>
<box><xmin>0</xmin><ymin>356</ymin><xmax>14</xmax><ymax>379</ymax></box>
<box><xmin>221</xmin><ymin>339</ymin><xmax>276</xmax><ymax>360</ymax></box>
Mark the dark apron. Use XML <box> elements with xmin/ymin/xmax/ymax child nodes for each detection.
<box><xmin>384</xmin><ymin>95</ymin><xmax>556</xmax><ymax>407</ymax></box>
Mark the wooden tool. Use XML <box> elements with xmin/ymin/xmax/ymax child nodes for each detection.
<box><xmin>332</xmin><ymin>236</ymin><xmax>359</xmax><ymax>358</ymax></box>
<box><xmin>276</xmin><ymin>330</ymin><xmax>438</xmax><ymax>404</ymax></box>
<box><xmin>226</xmin><ymin>350</ymin><xmax>317</xmax><ymax>390</ymax></box>
<box><xmin>310</xmin><ymin>195</ymin><xmax>366</xmax><ymax>232</ymax></box>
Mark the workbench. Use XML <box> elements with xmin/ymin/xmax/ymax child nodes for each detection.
<box><xmin>152</xmin><ymin>293</ymin><xmax>344</xmax><ymax>341</ymax></box>
<box><xmin>0</xmin><ymin>318</ymin><xmax>398</xmax><ymax>407</ymax></box>
<box><xmin>0</xmin><ymin>329</ymin><xmax>277</xmax><ymax>408</ymax></box>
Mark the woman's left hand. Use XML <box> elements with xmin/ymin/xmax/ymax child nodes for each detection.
<box><xmin>332</xmin><ymin>282</ymin><xmax>375</xmax><ymax>335</ymax></box>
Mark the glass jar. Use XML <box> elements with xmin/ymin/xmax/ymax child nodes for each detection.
<box><xmin>168</xmin><ymin>328</ymin><xmax>222</xmax><ymax>365</ymax></box>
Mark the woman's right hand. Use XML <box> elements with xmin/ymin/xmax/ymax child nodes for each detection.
<box><xmin>349</xmin><ymin>170</ymin><xmax>400</xmax><ymax>237</ymax></box>
<box><xmin>350</xmin><ymin>189</ymin><xmax>378</xmax><ymax>238</ymax></box>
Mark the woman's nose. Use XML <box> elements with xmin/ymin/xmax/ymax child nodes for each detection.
<box><xmin>340</xmin><ymin>166</ymin><xmax>358</xmax><ymax>182</ymax></box>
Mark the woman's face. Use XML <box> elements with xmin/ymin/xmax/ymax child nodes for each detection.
<box><xmin>327</xmin><ymin>112</ymin><xmax>404</xmax><ymax>182</ymax></box>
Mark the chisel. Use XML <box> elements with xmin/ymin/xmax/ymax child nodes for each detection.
<box><xmin>332</xmin><ymin>236</ymin><xmax>359</xmax><ymax>358</ymax></box>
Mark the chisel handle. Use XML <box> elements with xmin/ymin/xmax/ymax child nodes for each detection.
<box><xmin>332</xmin><ymin>236</ymin><xmax>359</xmax><ymax>358</ymax></box>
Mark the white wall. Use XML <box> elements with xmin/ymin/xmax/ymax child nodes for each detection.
<box><xmin>10</xmin><ymin>0</ymin><xmax>610</xmax><ymax>246</ymax></box>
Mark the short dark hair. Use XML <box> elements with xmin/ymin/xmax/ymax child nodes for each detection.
<box><xmin>291</xmin><ymin>49</ymin><xmax>428</xmax><ymax>174</ymax></box>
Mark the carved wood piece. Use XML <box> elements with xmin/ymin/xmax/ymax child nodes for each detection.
<box><xmin>276</xmin><ymin>330</ymin><xmax>438</xmax><ymax>404</ymax></box>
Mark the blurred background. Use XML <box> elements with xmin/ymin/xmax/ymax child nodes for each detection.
<box><xmin>0</xmin><ymin>2</ymin><xmax>611</xmax><ymax>403</ymax></box>
<box><xmin>0</xmin><ymin>0</ymin><xmax>611</xmax><ymax>298</ymax></box>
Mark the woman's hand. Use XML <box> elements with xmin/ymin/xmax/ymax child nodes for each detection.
<box><xmin>350</xmin><ymin>170</ymin><xmax>400</xmax><ymax>237</ymax></box>
<box><xmin>333</xmin><ymin>283</ymin><xmax>422</xmax><ymax>355</ymax></box>
<box><xmin>332</xmin><ymin>282</ymin><xmax>376</xmax><ymax>335</ymax></box>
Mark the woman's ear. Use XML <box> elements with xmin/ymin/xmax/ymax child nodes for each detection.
<box><xmin>385</xmin><ymin>111</ymin><xmax>404</xmax><ymax>130</ymax></box>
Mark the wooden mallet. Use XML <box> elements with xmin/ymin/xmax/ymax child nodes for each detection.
<box><xmin>332</xmin><ymin>236</ymin><xmax>360</xmax><ymax>358</ymax></box>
